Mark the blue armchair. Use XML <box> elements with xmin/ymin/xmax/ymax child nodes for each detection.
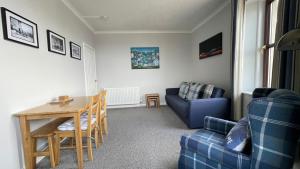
<box><xmin>178</xmin><ymin>88</ymin><xmax>300</xmax><ymax>169</ymax></box>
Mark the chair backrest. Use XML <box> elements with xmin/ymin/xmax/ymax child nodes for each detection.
<box><xmin>248</xmin><ymin>89</ymin><xmax>300</xmax><ymax>169</ymax></box>
<box><xmin>99</xmin><ymin>90</ymin><xmax>107</xmax><ymax>113</ymax></box>
<box><xmin>86</xmin><ymin>94</ymin><xmax>100</xmax><ymax>134</ymax></box>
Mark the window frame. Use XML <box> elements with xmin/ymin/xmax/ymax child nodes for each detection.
<box><xmin>263</xmin><ymin>0</ymin><xmax>277</xmax><ymax>87</ymax></box>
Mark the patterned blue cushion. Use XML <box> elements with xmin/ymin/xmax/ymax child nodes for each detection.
<box><xmin>186</xmin><ymin>83</ymin><xmax>204</xmax><ymax>101</ymax></box>
<box><xmin>225</xmin><ymin>117</ymin><xmax>250</xmax><ymax>152</ymax></box>
<box><xmin>178</xmin><ymin>82</ymin><xmax>190</xmax><ymax>99</ymax></box>
<box><xmin>198</xmin><ymin>84</ymin><xmax>215</xmax><ymax>99</ymax></box>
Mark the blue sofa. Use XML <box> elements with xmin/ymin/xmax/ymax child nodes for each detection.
<box><xmin>165</xmin><ymin>87</ymin><xmax>230</xmax><ymax>129</ymax></box>
<box><xmin>178</xmin><ymin>88</ymin><xmax>300</xmax><ymax>169</ymax></box>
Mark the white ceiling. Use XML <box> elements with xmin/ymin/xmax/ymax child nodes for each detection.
<box><xmin>62</xmin><ymin>0</ymin><xmax>229</xmax><ymax>33</ymax></box>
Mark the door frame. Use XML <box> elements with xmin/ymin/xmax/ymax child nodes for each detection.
<box><xmin>83</xmin><ymin>43</ymin><xmax>98</xmax><ymax>96</ymax></box>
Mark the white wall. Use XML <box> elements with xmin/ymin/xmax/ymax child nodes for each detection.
<box><xmin>191</xmin><ymin>4</ymin><xmax>232</xmax><ymax>96</ymax></box>
<box><xmin>95</xmin><ymin>33</ymin><xmax>192</xmax><ymax>104</ymax></box>
<box><xmin>0</xmin><ymin>0</ymin><xmax>95</xmax><ymax>168</ymax></box>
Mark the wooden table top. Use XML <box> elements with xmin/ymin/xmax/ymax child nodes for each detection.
<box><xmin>15</xmin><ymin>96</ymin><xmax>91</xmax><ymax>117</ymax></box>
<box><xmin>145</xmin><ymin>93</ymin><xmax>160</xmax><ymax>97</ymax></box>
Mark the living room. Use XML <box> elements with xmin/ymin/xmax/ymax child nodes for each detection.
<box><xmin>1</xmin><ymin>0</ymin><xmax>300</xmax><ymax>169</ymax></box>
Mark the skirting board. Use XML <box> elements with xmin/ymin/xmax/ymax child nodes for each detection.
<box><xmin>108</xmin><ymin>103</ymin><xmax>167</xmax><ymax>109</ymax></box>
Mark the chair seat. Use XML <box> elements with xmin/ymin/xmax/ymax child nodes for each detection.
<box><xmin>57</xmin><ymin>115</ymin><xmax>96</xmax><ymax>131</ymax></box>
<box><xmin>180</xmin><ymin>129</ymin><xmax>250</xmax><ymax>169</ymax></box>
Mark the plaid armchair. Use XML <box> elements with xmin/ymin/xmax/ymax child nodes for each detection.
<box><xmin>179</xmin><ymin>88</ymin><xmax>300</xmax><ymax>169</ymax></box>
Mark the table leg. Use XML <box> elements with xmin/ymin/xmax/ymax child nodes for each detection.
<box><xmin>74</xmin><ymin>113</ymin><xmax>83</xmax><ymax>169</ymax></box>
<box><xmin>19</xmin><ymin>116</ymin><xmax>34</xmax><ymax>169</ymax></box>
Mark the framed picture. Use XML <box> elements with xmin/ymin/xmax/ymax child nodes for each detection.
<box><xmin>199</xmin><ymin>32</ymin><xmax>222</xmax><ymax>59</ymax></box>
<box><xmin>47</xmin><ymin>30</ymin><xmax>66</xmax><ymax>55</ymax></box>
<box><xmin>1</xmin><ymin>7</ymin><xmax>39</xmax><ymax>48</ymax></box>
<box><xmin>70</xmin><ymin>42</ymin><xmax>81</xmax><ymax>60</ymax></box>
<box><xmin>131</xmin><ymin>47</ymin><xmax>160</xmax><ymax>69</ymax></box>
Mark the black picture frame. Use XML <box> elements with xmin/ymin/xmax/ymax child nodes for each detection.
<box><xmin>47</xmin><ymin>30</ymin><xmax>66</xmax><ymax>55</ymax></box>
<box><xmin>1</xmin><ymin>7</ymin><xmax>39</xmax><ymax>48</ymax></box>
<box><xmin>199</xmin><ymin>32</ymin><xmax>222</xmax><ymax>59</ymax></box>
<box><xmin>70</xmin><ymin>42</ymin><xmax>81</xmax><ymax>60</ymax></box>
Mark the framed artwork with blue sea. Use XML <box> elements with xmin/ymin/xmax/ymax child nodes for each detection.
<box><xmin>131</xmin><ymin>47</ymin><xmax>160</xmax><ymax>69</ymax></box>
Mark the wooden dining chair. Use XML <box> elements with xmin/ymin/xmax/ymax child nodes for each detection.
<box><xmin>55</xmin><ymin>94</ymin><xmax>100</xmax><ymax>162</ymax></box>
<box><xmin>100</xmin><ymin>90</ymin><xmax>108</xmax><ymax>135</ymax></box>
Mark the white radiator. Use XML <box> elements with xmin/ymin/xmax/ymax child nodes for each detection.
<box><xmin>104</xmin><ymin>87</ymin><xmax>140</xmax><ymax>105</ymax></box>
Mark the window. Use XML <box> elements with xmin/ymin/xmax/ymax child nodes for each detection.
<box><xmin>263</xmin><ymin>0</ymin><xmax>279</xmax><ymax>87</ymax></box>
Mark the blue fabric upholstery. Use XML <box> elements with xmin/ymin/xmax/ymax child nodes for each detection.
<box><xmin>178</xmin><ymin>88</ymin><xmax>300</xmax><ymax>169</ymax></box>
<box><xmin>165</xmin><ymin>95</ymin><xmax>189</xmax><ymax>118</ymax></box>
<box><xmin>211</xmin><ymin>87</ymin><xmax>225</xmax><ymax>98</ymax></box>
<box><xmin>252</xmin><ymin>88</ymin><xmax>276</xmax><ymax>98</ymax></box>
<box><xmin>180</xmin><ymin>129</ymin><xmax>251</xmax><ymax>169</ymax></box>
<box><xmin>248</xmin><ymin>90</ymin><xmax>300</xmax><ymax>169</ymax></box>
<box><xmin>204</xmin><ymin>116</ymin><xmax>236</xmax><ymax>135</ymax></box>
<box><xmin>166</xmin><ymin>87</ymin><xmax>230</xmax><ymax>129</ymax></box>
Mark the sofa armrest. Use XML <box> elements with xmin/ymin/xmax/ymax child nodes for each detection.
<box><xmin>204</xmin><ymin>116</ymin><xmax>236</xmax><ymax>135</ymax></box>
<box><xmin>166</xmin><ymin>88</ymin><xmax>179</xmax><ymax>95</ymax></box>
<box><xmin>188</xmin><ymin>98</ymin><xmax>230</xmax><ymax>128</ymax></box>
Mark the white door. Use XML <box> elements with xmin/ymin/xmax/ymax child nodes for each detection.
<box><xmin>83</xmin><ymin>43</ymin><xmax>98</xmax><ymax>96</ymax></box>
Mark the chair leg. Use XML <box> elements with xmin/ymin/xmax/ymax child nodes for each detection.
<box><xmin>55</xmin><ymin>135</ymin><xmax>61</xmax><ymax>165</ymax></box>
<box><xmin>99</xmin><ymin>125</ymin><xmax>104</xmax><ymax>144</ymax></box>
<box><xmin>31</xmin><ymin>138</ymin><xmax>37</xmax><ymax>169</ymax></box>
<box><xmin>94</xmin><ymin>129</ymin><xmax>99</xmax><ymax>148</ymax></box>
<box><xmin>87</xmin><ymin>136</ymin><xmax>93</xmax><ymax>161</ymax></box>
<box><xmin>103</xmin><ymin>117</ymin><xmax>108</xmax><ymax>135</ymax></box>
<box><xmin>48</xmin><ymin>136</ymin><xmax>56</xmax><ymax>168</ymax></box>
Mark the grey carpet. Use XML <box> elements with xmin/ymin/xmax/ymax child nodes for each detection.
<box><xmin>37</xmin><ymin>106</ymin><xmax>195</xmax><ymax>169</ymax></box>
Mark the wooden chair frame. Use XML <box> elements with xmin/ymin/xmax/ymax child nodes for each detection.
<box><xmin>54</xmin><ymin>94</ymin><xmax>101</xmax><ymax>162</ymax></box>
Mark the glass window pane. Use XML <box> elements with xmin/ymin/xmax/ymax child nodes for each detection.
<box><xmin>268</xmin><ymin>47</ymin><xmax>275</xmax><ymax>87</ymax></box>
<box><xmin>269</xmin><ymin>0</ymin><xmax>279</xmax><ymax>44</ymax></box>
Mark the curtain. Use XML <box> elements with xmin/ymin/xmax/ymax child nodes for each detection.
<box><xmin>272</xmin><ymin>0</ymin><xmax>300</xmax><ymax>90</ymax></box>
<box><xmin>231</xmin><ymin>0</ymin><xmax>245</xmax><ymax>120</ymax></box>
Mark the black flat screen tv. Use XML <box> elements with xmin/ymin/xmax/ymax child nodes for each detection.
<box><xmin>199</xmin><ymin>32</ymin><xmax>222</xmax><ymax>59</ymax></box>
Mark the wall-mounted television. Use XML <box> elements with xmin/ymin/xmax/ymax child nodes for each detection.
<box><xmin>199</xmin><ymin>32</ymin><xmax>222</xmax><ymax>59</ymax></box>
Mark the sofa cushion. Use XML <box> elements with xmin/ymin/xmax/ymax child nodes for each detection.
<box><xmin>211</xmin><ymin>87</ymin><xmax>225</xmax><ymax>98</ymax></box>
<box><xmin>165</xmin><ymin>95</ymin><xmax>189</xmax><ymax>117</ymax></box>
<box><xmin>198</xmin><ymin>84</ymin><xmax>215</xmax><ymax>99</ymax></box>
<box><xmin>225</xmin><ymin>117</ymin><xmax>250</xmax><ymax>152</ymax></box>
<box><xmin>178</xmin><ymin>82</ymin><xmax>190</xmax><ymax>99</ymax></box>
<box><xmin>180</xmin><ymin>129</ymin><xmax>251</xmax><ymax>169</ymax></box>
<box><xmin>186</xmin><ymin>83</ymin><xmax>204</xmax><ymax>100</ymax></box>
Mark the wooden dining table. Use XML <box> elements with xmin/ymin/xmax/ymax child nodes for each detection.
<box><xmin>15</xmin><ymin>96</ymin><xmax>91</xmax><ymax>169</ymax></box>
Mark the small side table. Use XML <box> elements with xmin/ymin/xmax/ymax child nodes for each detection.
<box><xmin>145</xmin><ymin>93</ymin><xmax>160</xmax><ymax>108</ymax></box>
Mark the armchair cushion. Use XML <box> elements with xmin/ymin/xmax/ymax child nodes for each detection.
<box><xmin>180</xmin><ymin>129</ymin><xmax>251</xmax><ymax>169</ymax></box>
<box><xmin>225</xmin><ymin>117</ymin><xmax>250</xmax><ymax>152</ymax></box>
<box><xmin>178</xmin><ymin>82</ymin><xmax>190</xmax><ymax>99</ymax></box>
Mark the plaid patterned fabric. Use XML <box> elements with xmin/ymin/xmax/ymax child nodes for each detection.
<box><xmin>204</xmin><ymin>116</ymin><xmax>237</xmax><ymax>135</ymax></box>
<box><xmin>180</xmin><ymin>129</ymin><xmax>251</xmax><ymax>169</ymax></box>
<box><xmin>179</xmin><ymin>148</ymin><xmax>231</xmax><ymax>169</ymax></box>
<box><xmin>179</xmin><ymin>82</ymin><xmax>190</xmax><ymax>99</ymax></box>
<box><xmin>198</xmin><ymin>84</ymin><xmax>215</xmax><ymax>99</ymax></box>
<box><xmin>186</xmin><ymin>83</ymin><xmax>204</xmax><ymax>101</ymax></box>
<box><xmin>248</xmin><ymin>96</ymin><xmax>300</xmax><ymax>169</ymax></box>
